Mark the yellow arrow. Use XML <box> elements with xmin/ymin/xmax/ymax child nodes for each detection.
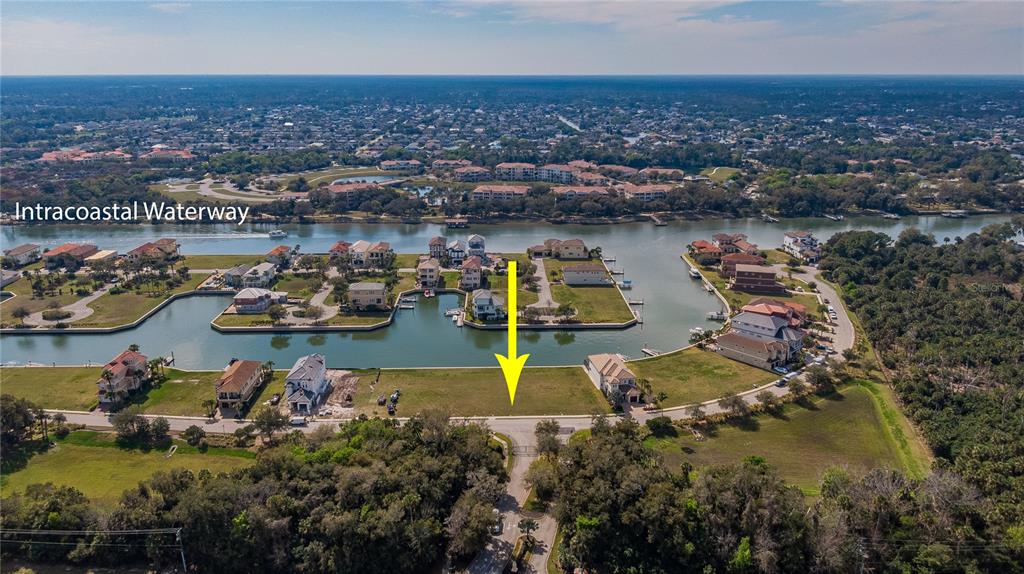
<box><xmin>495</xmin><ymin>260</ymin><xmax>529</xmax><ymax>405</ymax></box>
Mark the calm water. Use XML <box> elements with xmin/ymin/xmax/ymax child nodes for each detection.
<box><xmin>0</xmin><ymin>215</ymin><xmax>1010</xmax><ymax>369</ymax></box>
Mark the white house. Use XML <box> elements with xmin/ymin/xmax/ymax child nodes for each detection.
<box><xmin>3</xmin><ymin>244</ymin><xmax>41</xmax><ymax>266</ymax></box>
<box><xmin>583</xmin><ymin>353</ymin><xmax>641</xmax><ymax>404</ymax></box>
<box><xmin>447</xmin><ymin>240</ymin><xmax>467</xmax><ymax>266</ymax></box>
<box><xmin>241</xmin><ymin>262</ymin><xmax>277</xmax><ymax>288</ymax></box>
<box><xmin>562</xmin><ymin>263</ymin><xmax>610</xmax><ymax>285</ymax></box>
<box><xmin>472</xmin><ymin>289</ymin><xmax>505</xmax><ymax>321</ymax></box>
<box><xmin>782</xmin><ymin>231</ymin><xmax>821</xmax><ymax>263</ymax></box>
<box><xmin>233</xmin><ymin>288</ymin><xmax>287</xmax><ymax>313</ymax></box>
<box><xmin>284</xmin><ymin>354</ymin><xmax>330</xmax><ymax>414</ymax></box>
<box><xmin>467</xmin><ymin>234</ymin><xmax>486</xmax><ymax>259</ymax></box>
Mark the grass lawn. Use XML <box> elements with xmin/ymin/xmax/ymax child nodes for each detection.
<box><xmin>549</xmin><ymin>284</ymin><xmax>634</xmax><ymax>323</ymax></box>
<box><xmin>181</xmin><ymin>254</ymin><xmax>263</xmax><ymax>270</ymax></box>
<box><xmin>325</xmin><ymin>310</ymin><xmax>392</xmax><ymax>326</ymax></box>
<box><xmin>249</xmin><ymin>371</ymin><xmax>290</xmax><ymax>410</ymax></box>
<box><xmin>0</xmin><ymin>366</ymin><xmax>101</xmax><ymax>411</ymax></box>
<box><xmin>645</xmin><ymin>383</ymin><xmax>916</xmax><ymax>495</ymax></box>
<box><xmin>131</xmin><ymin>368</ymin><xmax>220</xmax><ymax>416</ymax></box>
<box><xmin>394</xmin><ymin>253</ymin><xmax>424</xmax><ymax>268</ymax></box>
<box><xmin>700</xmin><ymin>166</ymin><xmax>741</xmax><ymax>183</ymax></box>
<box><xmin>212</xmin><ymin>312</ymin><xmax>276</xmax><ymax>327</ymax></box>
<box><xmin>629</xmin><ymin>348</ymin><xmax>776</xmax><ymax>408</ymax></box>
<box><xmin>277</xmin><ymin>166</ymin><xmax>390</xmax><ymax>190</ymax></box>
<box><xmin>0</xmin><ymin>275</ymin><xmax>82</xmax><ymax>327</ymax></box>
<box><xmin>78</xmin><ymin>273</ymin><xmax>210</xmax><ymax>327</ymax></box>
<box><xmin>0</xmin><ymin>431</ymin><xmax>253</xmax><ymax>507</ymax></box>
<box><xmin>764</xmin><ymin>249</ymin><xmax>793</xmax><ymax>265</ymax></box>
<box><xmin>274</xmin><ymin>273</ymin><xmax>318</xmax><ymax>300</ymax></box>
<box><xmin>357</xmin><ymin>366</ymin><xmax>610</xmax><ymax>417</ymax></box>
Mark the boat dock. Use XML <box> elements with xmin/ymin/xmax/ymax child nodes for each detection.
<box><xmin>649</xmin><ymin>214</ymin><xmax>668</xmax><ymax>226</ymax></box>
<box><xmin>706</xmin><ymin>311</ymin><xmax>727</xmax><ymax>321</ymax></box>
<box><xmin>628</xmin><ymin>299</ymin><xmax>644</xmax><ymax>305</ymax></box>
<box><xmin>641</xmin><ymin>348</ymin><xmax>662</xmax><ymax>357</ymax></box>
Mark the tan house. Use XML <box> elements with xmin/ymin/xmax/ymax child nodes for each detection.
<box><xmin>349</xmin><ymin>281</ymin><xmax>387</xmax><ymax>310</ymax></box>
<box><xmin>417</xmin><ymin>258</ymin><xmax>440</xmax><ymax>287</ymax></box>
<box><xmin>126</xmin><ymin>238</ymin><xmax>179</xmax><ymax>262</ymax></box>
<box><xmin>529</xmin><ymin>238</ymin><xmax>589</xmax><ymax>259</ymax></box>
<box><xmin>97</xmin><ymin>349</ymin><xmax>149</xmax><ymax>406</ymax></box>
<box><xmin>562</xmin><ymin>263</ymin><xmax>610</xmax><ymax>285</ymax></box>
<box><xmin>460</xmin><ymin>256</ymin><xmax>483</xmax><ymax>290</ymax></box>
<box><xmin>583</xmin><ymin>353</ymin><xmax>642</xmax><ymax>404</ymax></box>
<box><xmin>215</xmin><ymin>359</ymin><xmax>265</xmax><ymax>412</ymax></box>
<box><xmin>716</xmin><ymin>331</ymin><xmax>789</xmax><ymax>370</ymax></box>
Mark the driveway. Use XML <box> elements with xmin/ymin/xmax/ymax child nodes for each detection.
<box><xmin>527</xmin><ymin>258</ymin><xmax>557</xmax><ymax>311</ymax></box>
<box><xmin>770</xmin><ymin>264</ymin><xmax>855</xmax><ymax>359</ymax></box>
<box><xmin>23</xmin><ymin>283</ymin><xmax>113</xmax><ymax>326</ymax></box>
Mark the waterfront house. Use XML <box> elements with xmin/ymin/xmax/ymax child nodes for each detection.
<box><xmin>782</xmin><ymin>231</ymin><xmax>822</xmax><ymax>263</ymax></box>
<box><xmin>460</xmin><ymin>256</ymin><xmax>483</xmax><ymax>290</ymax></box>
<box><xmin>583</xmin><ymin>353</ymin><xmax>641</xmax><ymax>404</ymax></box>
<box><xmin>428</xmin><ymin>236</ymin><xmax>447</xmax><ymax>260</ymax></box>
<box><xmin>242</xmin><ymin>262</ymin><xmax>277</xmax><ymax>288</ymax></box>
<box><xmin>3</xmin><ymin>243</ymin><xmax>41</xmax><ymax>267</ymax></box>
<box><xmin>716</xmin><ymin>332</ymin><xmax>789</xmax><ymax>371</ymax></box>
<box><xmin>266</xmin><ymin>245</ymin><xmax>297</xmax><ymax>266</ymax></box>
<box><xmin>329</xmin><ymin>241</ymin><xmax>352</xmax><ymax>257</ymax></box>
<box><xmin>530</xmin><ymin>238</ymin><xmax>588</xmax><ymax>259</ymax></box>
<box><xmin>284</xmin><ymin>354</ymin><xmax>330</xmax><ymax>414</ymax></box>
<box><xmin>467</xmin><ymin>234</ymin><xmax>486</xmax><ymax>260</ymax></box>
<box><xmin>720</xmin><ymin>253</ymin><xmax>766</xmax><ymax>277</ymax></box>
<box><xmin>126</xmin><ymin>238</ymin><xmax>179</xmax><ymax>262</ymax></box>
<box><xmin>743</xmin><ymin>298</ymin><xmax>807</xmax><ymax>328</ymax></box>
<box><xmin>44</xmin><ymin>243</ymin><xmax>99</xmax><ymax>268</ymax></box>
<box><xmin>366</xmin><ymin>241</ymin><xmax>394</xmax><ymax>269</ymax></box>
<box><xmin>1</xmin><ymin>269</ymin><xmax>21</xmax><ymax>288</ymax></box>
<box><xmin>563</xmin><ymin>263</ymin><xmax>610</xmax><ymax>286</ymax></box>
<box><xmin>215</xmin><ymin>359</ymin><xmax>266</xmax><ymax>412</ymax></box>
<box><xmin>350</xmin><ymin>240</ymin><xmax>371</xmax><ymax>267</ymax></box>
<box><xmin>96</xmin><ymin>349</ymin><xmax>149</xmax><ymax>406</ymax></box>
<box><xmin>84</xmin><ymin>250</ymin><xmax>118</xmax><ymax>265</ymax></box>
<box><xmin>447</xmin><ymin>240</ymin><xmax>467</xmax><ymax>266</ymax></box>
<box><xmin>349</xmin><ymin>281</ymin><xmax>387</xmax><ymax>310</ymax></box>
<box><xmin>417</xmin><ymin>258</ymin><xmax>440</xmax><ymax>288</ymax></box>
<box><xmin>689</xmin><ymin>240</ymin><xmax>724</xmax><ymax>264</ymax></box>
<box><xmin>471</xmin><ymin>289</ymin><xmax>505</xmax><ymax>320</ymax></box>
<box><xmin>223</xmin><ymin>264</ymin><xmax>253</xmax><ymax>287</ymax></box>
<box><xmin>730</xmin><ymin>310</ymin><xmax>804</xmax><ymax>354</ymax></box>
<box><xmin>729</xmin><ymin>264</ymin><xmax>787</xmax><ymax>294</ymax></box>
<box><xmin>233</xmin><ymin>287</ymin><xmax>287</xmax><ymax>313</ymax></box>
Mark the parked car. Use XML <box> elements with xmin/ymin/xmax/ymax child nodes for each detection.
<box><xmin>774</xmin><ymin>379</ymin><xmax>787</xmax><ymax>387</ymax></box>
<box><xmin>387</xmin><ymin>403</ymin><xmax>396</xmax><ymax>416</ymax></box>
<box><xmin>269</xmin><ymin>393</ymin><xmax>281</xmax><ymax>406</ymax></box>
<box><xmin>490</xmin><ymin>509</ymin><xmax>502</xmax><ymax>535</ymax></box>
<box><xmin>772</xmin><ymin>366</ymin><xmax>789</xmax><ymax>374</ymax></box>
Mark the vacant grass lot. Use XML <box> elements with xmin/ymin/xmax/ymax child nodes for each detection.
<box><xmin>181</xmin><ymin>254</ymin><xmax>263</xmax><ymax>270</ymax></box>
<box><xmin>79</xmin><ymin>273</ymin><xmax>210</xmax><ymax>327</ymax></box>
<box><xmin>0</xmin><ymin>276</ymin><xmax>82</xmax><ymax>327</ymax></box>
<box><xmin>358</xmin><ymin>366</ymin><xmax>610</xmax><ymax>417</ymax></box>
<box><xmin>629</xmin><ymin>348</ymin><xmax>777</xmax><ymax>407</ymax></box>
<box><xmin>700</xmin><ymin>166</ymin><xmax>742</xmax><ymax>183</ymax></box>
<box><xmin>550</xmin><ymin>284</ymin><xmax>634</xmax><ymax>323</ymax></box>
<box><xmin>0</xmin><ymin>366</ymin><xmax>101</xmax><ymax>411</ymax></box>
<box><xmin>0</xmin><ymin>431</ymin><xmax>253</xmax><ymax>507</ymax></box>
<box><xmin>394</xmin><ymin>253</ymin><xmax>424</xmax><ymax>268</ymax></box>
<box><xmin>131</xmin><ymin>368</ymin><xmax>221</xmax><ymax>416</ymax></box>
<box><xmin>277</xmin><ymin>166</ymin><xmax>392</xmax><ymax>190</ymax></box>
<box><xmin>646</xmin><ymin>384</ymin><xmax>911</xmax><ymax>495</ymax></box>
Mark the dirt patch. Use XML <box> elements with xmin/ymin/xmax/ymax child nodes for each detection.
<box><xmin>317</xmin><ymin>369</ymin><xmax>360</xmax><ymax>417</ymax></box>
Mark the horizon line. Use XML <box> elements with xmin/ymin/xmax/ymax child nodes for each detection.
<box><xmin>2</xmin><ymin>73</ymin><xmax>1022</xmax><ymax>79</ymax></box>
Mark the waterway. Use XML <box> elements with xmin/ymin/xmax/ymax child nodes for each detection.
<box><xmin>0</xmin><ymin>215</ymin><xmax>1010</xmax><ymax>369</ymax></box>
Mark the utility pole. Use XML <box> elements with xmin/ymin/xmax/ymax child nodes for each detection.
<box><xmin>176</xmin><ymin>527</ymin><xmax>187</xmax><ymax>572</ymax></box>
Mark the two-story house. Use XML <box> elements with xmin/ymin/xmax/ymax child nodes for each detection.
<box><xmin>241</xmin><ymin>262</ymin><xmax>277</xmax><ymax>288</ymax></box>
<box><xmin>460</xmin><ymin>256</ymin><xmax>483</xmax><ymax>290</ymax></box>
<box><xmin>584</xmin><ymin>353</ymin><xmax>642</xmax><ymax>404</ymax></box>
<box><xmin>3</xmin><ymin>244</ymin><xmax>42</xmax><ymax>267</ymax></box>
<box><xmin>447</xmin><ymin>240</ymin><xmax>467</xmax><ymax>266</ymax></box>
<box><xmin>417</xmin><ymin>258</ymin><xmax>440</xmax><ymax>288</ymax></box>
<box><xmin>782</xmin><ymin>231</ymin><xmax>821</xmax><ymax>263</ymax></box>
<box><xmin>284</xmin><ymin>354</ymin><xmax>330</xmax><ymax>414</ymax></box>
<box><xmin>96</xmin><ymin>349</ymin><xmax>149</xmax><ymax>406</ymax></box>
<box><xmin>349</xmin><ymin>281</ymin><xmax>387</xmax><ymax>310</ymax></box>
<box><xmin>471</xmin><ymin>289</ymin><xmax>506</xmax><ymax>321</ymax></box>
<box><xmin>214</xmin><ymin>358</ymin><xmax>266</xmax><ymax>412</ymax></box>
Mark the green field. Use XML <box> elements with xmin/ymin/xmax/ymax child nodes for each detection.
<box><xmin>700</xmin><ymin>166</ymin><xmax>741</xmax><ymax>183</ymax></box>
<box><xmin>274</xmin><ymin>273</ymin><xmax>318</xmax><ymax>300</ymax></box>
<box><xmin>182</xmin><ymin>254</ymin><xmax>263</xmax><ymax>270</ymax></box>
<box><xmin>358</xmin><ymin>366</ymin><xmax>610</xmax><ymax>417</ymax></box>
<box><xmin>0</xmin><ymin>274</ymin><xmax>82</xmax><ymax>327</ymax></box>
<box><xmin>0</xmin><ymin>366</ymin><xmax>101</xmax><ymax>411</ymax></box>
<box><xmin>393</xmin><ymin>253</ymin><xmax>424</xmax><ymax>268</ymax></box>
<box><xmin>629</xmin><ymin>348</ymin><xmax>777</xmax><ymax>408</ymax></box>
<box><xmin>77</xmin><ymin>273</ymin><xmax>210</xmax><ymax>328</ymax></box>
<box><xmin>324</xmin><ymin>311</ymin><xmax>392</xmax><ymax>326</ymax></box>
<box><xmin>549</xmin><ymin>284</ymin><xmax>634</xmax><ymax>323</ymax></box>
<box><xmin>0</xmin><ymin>432</ymin><xmax>253</xmax><ymax>507</ymax></box>
<box><xmin>646</xmin><ymin>383</ymin><xmax>919</xmax><ymax>494</ymax></box>
<box><xmin>131</xmin><ymin>368</ymin><xmax>221</xmax><ymax>416</ymax></box>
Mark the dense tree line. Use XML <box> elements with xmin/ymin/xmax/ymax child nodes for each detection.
<box><xmin>1</xmin><ymin>413</ymin><xmax>507</xmax><ymax>573</ymax></box>
<box><xmin>207</xmin><ymin>150</ymin><xmax>332</xmax><ymax>175</ymax></box>
<box><xmin>551</xmin><ymin>417</ymin><xmax>1021</xmax><ymax>573</ymax></box>
<box><xmin>819</xmin><ymin>221</ymin><xmax>1024</xmax><ymax>539</ymax></box>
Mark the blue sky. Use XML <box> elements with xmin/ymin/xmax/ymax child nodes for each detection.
<box><xmin>2</xmin><ymin>1</ymin><xmax>1021</xmax><ymax>75</ymax></box>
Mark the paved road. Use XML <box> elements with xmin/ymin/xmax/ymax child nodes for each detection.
<box><xmin>770</xmin><ymin>264</ymin><xmax>854</xmax><ymax>355</ymax></box>
<box><xmin>23</xmin><ymin>283</ymin><xmax>113</xmax><ymax>326</ymax></box>
<box><xmin>527</xmin><ymin>258</ymin><xmax>557</xmax><ymax>311</ymax></box>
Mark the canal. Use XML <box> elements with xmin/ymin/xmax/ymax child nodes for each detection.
<box><xmin>0</xmin><ymin>215</ymin><xmax>1010</xmax><ymax>369</ymax></box>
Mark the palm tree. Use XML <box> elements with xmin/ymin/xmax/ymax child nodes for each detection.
<box><xmin>128</xmin><ymin>343</ymin><xmax>140</xmax><ymax>353</ymax></box>
<box><xmin>518</xmin><ymin>518</ymin><xmax>539</xmax><ymax>541</ymax></box>
<box><xmin>202</xmin><ymin>399</ymin><xmax>218</xmax><ymax>418</ymax></box>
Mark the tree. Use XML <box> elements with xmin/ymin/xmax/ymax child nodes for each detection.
<box><xmin>202</xmin><ymin>398</ymin><xmax>218</xmax><ymax>418</ymax></box>
<box><xmin>686</xmin><ymin>403</ymin><xmax>706</xmax><ymax>422</ymax></box>
<box><xmin>252</xmin><ymin>407</ymin><xmax>289</xmax><ymax>444</ymax></box>
<box><xmin>150</xmin><ymin>417</ymin><xmax>171</xmax><ymax>445</ymax></box>
<box><xmin>525</xmin><ymin>458</ymin><xmax>557</xmax><ymax>501</ymax></box>
<box><xmin>182</xmin><ymin>424</ymin><xmax>206</xmax><ymax>446</ymax></box>
<box><xmin>787</xmin><ymin>379</ymin><xmax>809</xmax><ymax>398</ymax></box>
<box><xmin>518</xmin><ymin>518</ymin><xmax>539</xmax><ymax>540</ymax></box>
<box><xmin>645</xmin><ymin>416</ymin><xmax>674</xmax><ymax>437</ymax></box>
<box><xmin>11</xmin><ymin>306</ymin><xmax>30</xmax><ymax>323</ymax></box>
<box><xmin>805</xmin><ymin>365</ymin><xmax>834</xmax><ymax>393</ymax></box>
<box><xmin>1</xmin><ymin>394</ymin><xmax>37</xmax><ymax>447</ymax></box>
<box><xmin>755</xmin><ymin>390</ymin><xmax>781</xmax><ymax>413</ymax></box>
<box><xmin>535</xmin><ymin>419</ymin><xmax>561</xmax><ymax>458</ymax></box>
<box><xmin>717</xmin><ymin>393</ymin><xmax>750</xmax><ymax>418</ymax></box>
<box><xmin>112</xmin><ymin>406</ymin><xmax>149</xmax><ymax>444</ymax></box>
<box><xmin>267</xmin><ymin>304</ymin><xmax>288</xmax><ymax>323</ymax></box>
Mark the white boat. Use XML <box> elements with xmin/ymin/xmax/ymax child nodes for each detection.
<box><xmin>268</xmin><ymin>229</ymin><xmax>288</xmax><ymax>239</ymax></box>
<box><xmin>881</xmin><ymin>212</ymin><xmax>901</xmax><ymax>220</ymax></box>
<box><xmin>400</xmin><ymin>297</ymin><xmax>417</xmax><ymax>304</ymax></box>
<box><xmin>706</xmin><ymin>311</ymin><xmax>727</xmax><ymax>321</ymax></box>
<box><xmin>399</xmin><ymin>304</ymin><xmax>415</xmax><ymax>310</ymax></box>
<box><xmin>761</xmin><ymin>214</ymin><xmax>779</xmax><ymax>223</ymax></box>
<box><xmin>823</xmin><ymin>214</ymin><xmax>844</xmax><ymax>221</ymax></box>
<box><xmin>617</xmin><ymin>280</ymin><xmax>633</xmax><ymax>289</ymax></box>
<box><xmin>688</xmin><ymin>267</ymin><xmax>701</xmax><ymax>279</ymax></box>
<box><xmin>689</xmin><ymin>327</ymin><xmax>706</xmax><ymax>335</ymax></box>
